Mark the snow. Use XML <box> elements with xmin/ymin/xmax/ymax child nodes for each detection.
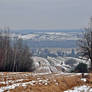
<box><xmin>21</xmin><ymin>34</ymin><xmax>37</xmax><ymax>40</ymax></box>
<box><xmin>32</xmin><ymin>56</ymin><xmax>89</xmax><ymax>73</ymax></box>
<box><xmin>33</xmin><ymin>56</ymin><xmax>50</xmax><ymax>66</ymax></box>
<box><xmin>0</xmin><ymin>79</ymin><xmax>25</xmax><ymax>85</ymax></box>
<box><xmin>81</xmin><ymin>78</ymin><xmax>87</xmax><ymax>82</ymax></box>
<box><xmin>55</xmin><ymin>83</ymin><xmax>58</xmax><ymax>86</ymax></box>
<box><xmin>16</xmin><ymin>32</ymin><xmax>79</xmax><ymax>41</ymax></box>
<box><xmin>0</xmin><ymin>72</ymin><xmax>89</xmax><ymax>92</ymax></box>
<box><xmin>49</xmin><ymin>66</ymin><xmax>59</xmax><ymax>73</ymax></box>
<box><xmin>35</xmin><ymin>66</ymin><xmax>52</xmax><ymax>73</ymax></box>
<box><xmin>0</xmin><ymin>79</ymin><xmax>49</xmax><ymax>92</ymax></box>
<box><xmin>64</xmin><ymin>85</ymin><xmax>92</xmax><ymax>92</ymax></box>
<box><xmin>33</xmin><ymin>56</ymin><xmax>62</xmax><ymax>73</ymax></box>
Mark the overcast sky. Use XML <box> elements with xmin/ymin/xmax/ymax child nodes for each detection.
<box><xmin>0</xmin><ymin>0</ymin><xmax>92</xmax><ymax>30</ymax></box>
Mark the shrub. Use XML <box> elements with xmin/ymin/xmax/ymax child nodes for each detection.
<box><xmin>75</xmin><ymin>63</ymin><xmax>88</xmax><ymax>73</ymax></box>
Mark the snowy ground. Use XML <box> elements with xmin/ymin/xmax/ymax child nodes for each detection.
<box><xmin>32</xmin><ymin>56</ymin><xmax>89</xmax><ymax>73</ymax></box>
<box><xmin>64</xmin><ymin>85</ymin><xmax>92</xmax><ymax>92</ymax></box>
<box><xmin>0</xmin><ymin>78</ymin><xmax>49</xmax><ymax>92</ymax></box>
<box><xmin>0</xmin><ymin>72</ymin><xmax>83</xmax><ymax>92</ymax></box>
<box><xmin>0</xmin><ymin>72</ymin><xmax>91</xmax><ymax>92</ymax></box>
<box><xmin>0</xmin><ymin>72</ymin><xmax>51</xmax><ymax>92</ymax></box>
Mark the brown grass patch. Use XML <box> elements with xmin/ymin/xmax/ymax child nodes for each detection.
<box><xmin>4</xmin><ymin>73</ymin><xmax>84</xmax><ymax>92</ymax></box>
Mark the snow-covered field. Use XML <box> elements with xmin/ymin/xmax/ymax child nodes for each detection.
<box><xmin>0</xmin><ymin>72</ymin><xmax>92</xmax><ymax>92</ymax></box>
<box><xmin>0</xmin><ymin>72</ymin><xmax>86</xmax><ymax>92</ymax></box>
<box><xmin>0</xmin><ymin>72</ymin><xmax>51</xmax><ymax>91</ymax></box>
<box><xmin>0</xmin><ymin>75</ymin><xmax>49</xmax><ymax>92</ymax></box>
<box><xmin>32</xmin><ymin>56</ymin><xmax>89</xmax><ymax>73</ymax></box>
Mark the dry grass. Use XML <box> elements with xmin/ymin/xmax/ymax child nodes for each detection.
<box><xmin>0</xmin><ymin>72</ymin><xmax>91</xmax><ymax>92</ymax></box>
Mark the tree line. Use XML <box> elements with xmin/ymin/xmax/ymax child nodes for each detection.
<box><xmin>0</xmin><ymin>29</ymin><xmax>35</xmax><ymax>72</ymax></box>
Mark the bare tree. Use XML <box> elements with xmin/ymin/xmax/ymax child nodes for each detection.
<box><xmin>78</xmin><ymin>17</ymin><xmax>92</xmax><ymax>70</ymax></box>
<box><xmin>0</xmin><ymin>28</ymin><xmax>35</xmax><ymax>72</ymax></box>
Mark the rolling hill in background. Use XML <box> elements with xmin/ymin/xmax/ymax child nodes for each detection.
<box><xmin>11</xmin><ymin>29</ymin><xmax>82</xmax><ymax>48</ymax></box>
<box><xmin>12</xmin><ymin>29</ymin><xmax>82</xmax><ymax>34</ymax></box>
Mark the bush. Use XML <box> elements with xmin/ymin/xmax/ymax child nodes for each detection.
<box><xmin>75</xmin><ymin>63</ymin><xmax>88</xmax><ymax>73</ymax></box>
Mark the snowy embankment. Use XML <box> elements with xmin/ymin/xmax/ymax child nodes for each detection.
<box><xmin>64</xmin><ymin>85</ymin><xmax>92</xmax><ymax>92</ymax></box>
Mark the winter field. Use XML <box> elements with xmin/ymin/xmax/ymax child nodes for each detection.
<box><xmin>0</xmin><ymin>72</ymin><xmax>92</xmax><ymax>92</ymax></box>
<box><xmin>32</xmin><ymin>56</ymin><xmax>90</xmax><ymax>73</ymax></box>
